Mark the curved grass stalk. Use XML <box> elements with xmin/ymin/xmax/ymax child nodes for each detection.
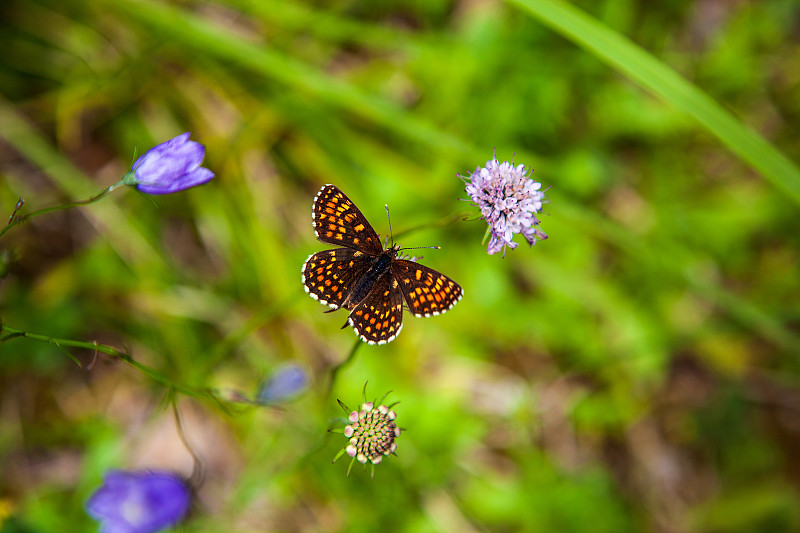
<box><xmin>0</xmin><ymin>323</ymin><xmax>227</xmax><ymax>403</ymax></box>
<box><xmin>0</xmin><ymin>183</ymin><xmax>124</xmax><ymax>240</ymax></box>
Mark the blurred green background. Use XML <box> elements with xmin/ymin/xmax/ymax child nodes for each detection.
<box><xmin>2</xmin><ymin>0</ymin><xmax>800</xmax><ymax>531</ymax></box>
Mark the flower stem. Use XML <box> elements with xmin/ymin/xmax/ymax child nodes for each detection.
<box><xmin>0</xmin><ymin>180</ymin><xmax>126</xmax><ymax>239</ymax></box>
<box><xmin>326</xmin><ymin>339</ymin><xmax>362</xmax><ymax>396</ymax></box>
<box><xmin>171</xmin><ymin>399</ymin><xmax>206</xmax><ymax>487</ymax></box>
<box><xmin>391</xmin><ymin>210</ymin><xmax>472</xmax><ymax>242</ymax></box>
<box><xmin>0</xmin><ymin>322</ymin><xmax>222</xmax><ymax>402</ymax></box>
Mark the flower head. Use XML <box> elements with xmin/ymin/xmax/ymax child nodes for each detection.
<box><xmin>332</xmin><ymin>387</ymin><xmax>401</xmax><ymax>477</ymax></box>
<box><xmin>257</xmin><ymin>364</ymin><xmax>308</xmax><ymax>404</ymax></box>
<box><xmin>460</xmin><ymin>156</ymin><xmax>548</xmax><ymax>256</ymax></box>
<box><xmin>86</xmin><ymin>470</ymin><xmax>191</xmax><ymax>533</ymax></box>
<box><xmin>124</xmin><ymin>133</ymin><xmax>214</xmax><ymax>195</ymax></box>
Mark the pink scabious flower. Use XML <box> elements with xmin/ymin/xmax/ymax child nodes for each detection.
<box><xmin>332</xmin><ymin>388</ymin><xmax>401</xmax><ymax>477</ymax></box>
<box><xmin>461</xmin><ymin>156</ymin><xmax>548</xmax><ymax>256</ymax></box>
<box><xmin>343</xmin><ymin>401</ymin><xmax>400</xmax><ymax>465</ymax></box>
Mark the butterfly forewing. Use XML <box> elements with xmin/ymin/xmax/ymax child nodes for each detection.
<box><xmin>391</xmin><ymin>260</ymin><xmax>463</xmax><ymax>318</ymax></box>
<box><xmin>347</xmin><ymin>274</ymin><xmax>404</xmax><ymax>345</ymax></box>
<box><xmin>313</xmin><ymin>185</ymin><xmax>382</xmax><ymax>254</ymax></box>
<box><xmin>302</xmin><ymin>248</ymin><xmax>374</xmax><ymax>309</ymax></box>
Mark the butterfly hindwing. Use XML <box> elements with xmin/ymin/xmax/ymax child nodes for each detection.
<box><xmin>312</xmin><ymin>185</ymin><xmax>383</xmax><ymax>254</ymax></box>
<box><xmin>346</xmin><ymin>273</ymin><xmax>404</xmax><ymax>345</ymax></box>
<box><xmin>391</xmin><ymin>259</ymin><xmax>463</xmax><ymax>318</ymax></box>
<box><xmin>301</xmin><ymin>248</ymin><xmax>374</xmax><ymax>309</ymax></box>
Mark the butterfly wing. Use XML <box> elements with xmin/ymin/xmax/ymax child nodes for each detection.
<box><xmin>390</xmin><ymin>259</ymin><xmax>463</xmax><ymax>317</ymax></box>
<box><xmin>302</xmin><ymin>248</ymin><xmax>374</xmax><ymax>309</ymax></box>
<box><xmin>346</xmin><ymin>273</ymin><xmax>404</xmax><ymax>345</ymax></box>
<box><xmin>312</xmin><ymin>184</ymin><xmax>383</xmax><ymax>255</ymax></box>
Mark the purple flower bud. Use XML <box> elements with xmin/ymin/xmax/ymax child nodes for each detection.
<box><xmin>125</xmin><ymin>133</ymin><xmax>214</xmax><ymax>195</ymax></box>
<box><xmin>86</xmin><ymin>470</ymin><xmax>191</xmax><ymax>533</ymax></box>
<box><xmin>333</xmin><ymin>388</ymin><xmax>401</xmax><ymax>477</ymax></box>
<box><xmin>257</xmin><ymin>364</ymin><xmax>308</xmax><ymax>404</ymax></box>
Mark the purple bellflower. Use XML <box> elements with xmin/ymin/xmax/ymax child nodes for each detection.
<box><xmin>257</xmin><ymin>364</ymin><xmax>308</xmax><ymax>404</ymax></box>
<box><xmin>86</xmin><ymin>470</ymin><xmax>191</xmax><ymax>533</ymax></box>
<box><xmin>461</xmin><ymin>156</ymin><xmax>548</xmax><ymax>256</ymax></box>
<box><xmin>123</xmin><ymin>133</ymin><xmax>214</xmax><ymax>194</ymax></box>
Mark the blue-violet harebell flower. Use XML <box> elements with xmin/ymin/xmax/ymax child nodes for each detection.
<box><xmin>86</xmin><ymin>470</ymin><xmax>191</xmax><ymax>533</ymax></box>
<box><xmin>257</xmin><ymin>364</ymin><xmax>308</xmax><ymax>404</ymax></box>
<box><xmin>125</xmin><ymin>133</ymin><xmax>214</xmax><ymax>195</ymax></box>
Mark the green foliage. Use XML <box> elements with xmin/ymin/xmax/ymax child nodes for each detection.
<box><xmin>2</xmin><ymin>0</ymin><xmax>799</xmax><ymax>531</ymax></box>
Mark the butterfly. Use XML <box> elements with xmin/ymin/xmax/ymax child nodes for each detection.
<box><xmin>302</xmin><ymin>184</ymin><xmax>463</xmax><ymax>345</ymax></box>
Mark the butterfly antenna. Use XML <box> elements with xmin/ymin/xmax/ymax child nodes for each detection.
<box><xmin>385</xmin><ymin>204</ymin><xmax>394</xmax><ymax>246</ymax></box>
<box><xmin>398</xmin><ymin>245</ymin><xmax>441</xmax><ymax>252</ymax></box>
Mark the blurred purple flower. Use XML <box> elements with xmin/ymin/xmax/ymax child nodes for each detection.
<box><xmin>461</xmin><ymin>156</ymin><xmax>548</xmax><ymax>256</ymax></box>
<box><xmin>124</xmin><ymin>133</ymin><xmax>214</xmax><ymax>195</ymax></box>
<box><xmin>257</xmin><ymin>364</ymin><xmax>308</xmax><ymax>404</ymax></box>
<box><xmin>86</xmin><ymin>470</ymin><xmax>191</xmax><ymax>533</ymax></box>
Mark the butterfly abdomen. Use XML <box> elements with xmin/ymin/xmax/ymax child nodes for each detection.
<box><xmin>344</xmin><ymin>250</ymin><xmax>395</xmax><ymax>309</ymax></box>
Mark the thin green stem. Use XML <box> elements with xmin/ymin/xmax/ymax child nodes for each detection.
<box><xmin>0</xmin><ymin>323</ymin><xmax>228</xmax><ymax>402</ymax></box>
<box><xmin>327</xmin><ymin>339</ymin><xmax>363</xmax><ymax>396</ymax></box>
<box><xmin>171</xmin><ymin>400</ymin><xmax>206</xmax><ymax>487</ymax></box>
<box><xmin>0</xmin><ymin>181</ymin><xmax>126</xmax><ymax>239</ymax></box>
<box><xmin>391</xmin><ymin>210</ymin><xmax>472</xmax><ymax>242</ymax></box>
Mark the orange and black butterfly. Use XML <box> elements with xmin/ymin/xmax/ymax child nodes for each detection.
<box><xmin>302</xmin><ymin>185</ymin><xmax>463</xmax><ymax>345</ymax></box>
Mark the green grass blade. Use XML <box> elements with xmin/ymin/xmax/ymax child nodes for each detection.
<box><xmin>507</xmin><ymin>0</ymin><xmax>800</xmax><ymax>205</ymax></box>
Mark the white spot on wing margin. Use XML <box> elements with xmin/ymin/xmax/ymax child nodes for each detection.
<box><xmin>311</xmin><ymin>184</ymin><xmax>333</xmax><ymax>238</ymax></box>
<box><xmin>302</xmin><ymin>251</ymin><xmax>339</xmax><ymax>309</ymax></box>
<box><xmin>347</xmin><ymin>314</ymin><xmax>402</xmax><ymax>345</ymax></box>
